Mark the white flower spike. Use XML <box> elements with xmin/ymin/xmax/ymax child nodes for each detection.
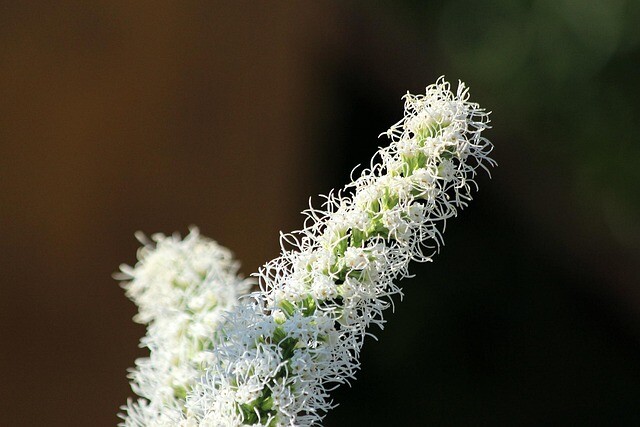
<box><xmin>118</xmin><ymin>227</ymin><xmax>252</xmax><ymax>426</ymax></box>
<box><xmin>178</xmin><ymin>77</ymin><xmax>495</xmax><ymax>426</ymax></box>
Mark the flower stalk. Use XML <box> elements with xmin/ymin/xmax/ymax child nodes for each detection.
<box><xmin>118</xmin><ymin>228</ymin><xmax>252</xmax><ymax>426</ymax></box>
<box><xmin>179</xmin><ymin>77</ymin><xmax>495</xmax><ymax>426</ymax></box>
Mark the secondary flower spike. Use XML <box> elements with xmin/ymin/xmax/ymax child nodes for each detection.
<box><xmin>182</xmin><ymin>77</ymin><xmax>495</xmax><ymax>426</ymax></box>
<box><xmin>118</xmin><ymin>228</ymin><xmax>252</xmax><ymax>426</ymax></box>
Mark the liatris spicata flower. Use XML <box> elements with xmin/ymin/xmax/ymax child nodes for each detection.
<box><xmin>179</xmin><ymin>77</ymin><xmax>495</xmax><ymax>426</ymax></box>
<box><xmin>117</xmin><ymin>228</ymin><xmax>252</xmax><ymax>426</ymax></box>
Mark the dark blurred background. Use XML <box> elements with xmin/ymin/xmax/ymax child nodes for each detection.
<box><xmin>1</xmin><ymin>1</ymin><xmax>639</xmax><ymax>426</ymax></box>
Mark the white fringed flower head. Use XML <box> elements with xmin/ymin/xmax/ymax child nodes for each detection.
<box><xmin>182</xmin><ymin>77</ymin><xmax>495</xmax><ymax>426</ymax></box>
<box><xmin>118</xmin><ymin>227</ymin><xmax>252</xmax><ymax>427</ymax></box>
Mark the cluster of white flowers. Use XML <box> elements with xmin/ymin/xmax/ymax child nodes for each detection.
<box><xmin>117</xmin><ymin>228</ymin><xmax>252</xmax><ymax>426</ymax></box>
<box><xmin>173</xmin><ymin>77</ymin><xmax>496</xmax><ymax>426</ymax></box>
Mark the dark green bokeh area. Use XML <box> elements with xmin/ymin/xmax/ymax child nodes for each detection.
<box><xmin>328</xmin><ymin>194</ymin><xmax>639</xmax><ymax>425</ymax></box>
<box><xmin>320</xmin><ymin>1</ymin><xmax>640</xmax><ymax>425</ymax></box>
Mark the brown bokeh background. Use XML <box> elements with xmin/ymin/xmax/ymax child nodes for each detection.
<box><xmin>2</xmin><ymin>2</ymin><xmax>639</xmax><ymax>426</ymax></box>
<box><xmin>2</xmin><ymin>3</ymin><xmax>335</xmax><ymax>424</ymax></box>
